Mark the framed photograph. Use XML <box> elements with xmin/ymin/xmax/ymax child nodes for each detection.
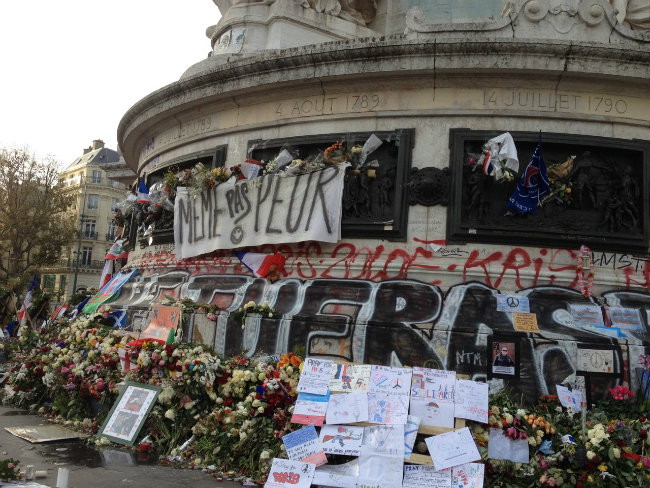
<box><xmin>99</xmin><ymin>381</ymin><xmax>161</xmax><ymax>446</ymax></box>
<box><xmin>488</xmin><ymin>337</ymin><xmax>520</xmax><ymax>380</ymax></box>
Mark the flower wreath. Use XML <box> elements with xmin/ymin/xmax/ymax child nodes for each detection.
<box><xmin>576</xmin><ymin>245</ymin><xmax>594</xmax><ymax>297</ymax></box>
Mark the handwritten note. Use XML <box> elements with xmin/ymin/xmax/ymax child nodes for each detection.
<box><xmin>425</xmin><ymin>427</ymin><xmax>481</xmax><ymax>471</ymax></box>
<box><xmin>513</xmin><ymin>312</ymin><xmax>539</xmax><ymax>332</ymax></box>
<box><xmin>264</xmin><ymin>458</ymin><xmax>315</xmax><ymax>488</ymax></box>
<box><xmin>313</xmin><ymin>459</ymin><xmax>358</xmax><ymax>488</ymax></box>
<box><xmin>569</xmin><ymin>303</ymin><xmax>604</xmax><ymax>328</ymax></box>
<box><xmin>403</xmin><ymin>465</ymin><xmax>452</xmax><ymax>488</ymax></box>
<box><xmin>452</xmin><ymin>463</ymin><xmax>485</xmax><ymax>488</ymax></box>
<box><xmin>368</xmin><ymin>392</ymin><xmax>409</xmax><ymax>425</ymax></box>
<box><xmin>578</xmin><ymin>348</ymin><xmax>613</xmax><ymax>373</ymax></box>
<box><xmin>411</xmin><ymin>368</ymin><xmax>456</xmax><ymax>428</ymax></box>
<box><xmin>454</xmin><ymin>380</ymin><xmax>489</xmax><ymax>424</ymax></box>
<box><xmin>609</xmin><ymin>307</ymin><xmax>644</xmax><ymax>331</ymax></box>
<box><xmin>326</xmin><ymin>393</ymin><xmax>369</xmax><ymax>424</ymax></box>
<box><xmin>282</xmin><ymin>425</ymin><xmax>327</xmax><ymax>466</ymax></box>
<box><xmin>330</xmin><ymin>364</ymin><xmax>371</xmax><ymax>392</ymax></box>
<box><xmin>556</xmin><ymin>385</ymin><xmax>582</xmax><ymax>411</ymax></box>
<box><xmin>291</xmin><ymin>392</ymin><xmax>330</xmax><ymax>426</ymax></box>
<box><xmin>369</xmin><ymin>366</ymin><xmax>412</xmax><ymax>395</ymax></box>
<box><xmin>404</xmin><ymin>416</ymin><xmax>421</xmax><ymax>459</ymax></box>
<box><xmin>319</xmin><ymin>425</ymin><xmax>364</xmax><ymax>456</ymax></box>
<box><xmin>487</xmin><ymin>428</ymin><xmax>529</xmax><ymax>464</ymax></box>
<box><xmin>297</xmin><ymin>358</ymin><xmax>333</xmax><ymax>395</ymax></box>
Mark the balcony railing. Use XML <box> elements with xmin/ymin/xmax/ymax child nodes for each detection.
<box><xmin>65</xmin><ymin>178</ymin><xmax>124</xmax><ymax>189</ymax></box>
<box><xmin>46</xmin><ymin>258</ymin><xmax>105</xmax><ymax>270</ymax></box>
<box><xmin>81</xmin><ymin>231</ymin><xmax>99</xmax><ymax>240</ymax></box>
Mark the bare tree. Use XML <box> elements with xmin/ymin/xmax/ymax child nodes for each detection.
<box><xmin>0</xmin><ymin>147</ymin><xmax>76</xmax><ymax>287</ymax></box>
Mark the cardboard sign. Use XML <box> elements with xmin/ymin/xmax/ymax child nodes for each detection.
<box><xmin>282</xmin><ymin>425</ymin><xmax>326</xmax><ymax>466</ymax></box>
<box><xmin>140</xmin><ymin>305</ymin><xmax>181</xmax><ymax>342</ymax></box>
<box><xmin>265</xmin><ymin>459</ymin><xmax>315</xmax><ymax>488</ymax></box>
<box><xmin>297</xmin><ymin>358</ymin><xmax>333</xmax><ymax>395</ymax></box>
<box><xmin>513</xmin><ymin>312</ymin><xmax>539</xmax><ymax>332</ymax></box>
<box><xmin>174</xmin><ymin>164</ymin><xmax>348</xmax><ymax>258</ymax></box>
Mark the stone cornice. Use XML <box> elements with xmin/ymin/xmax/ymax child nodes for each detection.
<box><xmin>118</xmin><ymin>36</ymin><xmax>650</xmax><ymax>171</ymax></box>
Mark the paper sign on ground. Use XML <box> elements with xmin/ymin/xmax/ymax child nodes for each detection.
<box><xmin>369</xmin><ymin>366</ymin><xmax>412</xmax><ymax>395</ymax></box>
<box><xmin>556</xmin><ymin>385</ymin><xmax>582</xmax><ymax>411</ymax></box>
<box><xmin>319</xmin><ymin>425</ymin><xmax>364</xmax><ymax>456</ymax></box>
<box><xmin>313</xmin><ymin>459</ymin><xmax>358</xmax><ymax>488</ymax></box>
<box><xmin>568</xmin><ymin>303</ymin><xmax>605</xmax><ymax>328</ymax></box>
<box><xmin>411</xmin><ymin>368</ymin><xmax>456</xmax><ymax>428</ymax></box>
<box><xmin>297</xmin><ymin>358</ymin><xmax>333</xmax><ymax>395</ymax></box>
<box><xmin>403</xmin><ymin>465</ymin><xmax>452</xmax><ymax>488</ymax></box>
<box><xmin>363</xmin><ymin>425</ymin><xmax>404</xmax><ymax>456</ymax></box>
<box><xmin>609</xmin><ymin>307</ymin><xmax>644</xmax><ymax>331</ymax></box>
<box><xmin>368</xmin><ymin>392</ymin><xmax>409</xmax><ymax>425</ymax></box>
<box><xmin>425</xmin><ymin>427</ymin><xmax>481</xmax><ymax>471</ymax></box>
<box><xmin>404</xmin><ymin>416</ymin><xmax>421</xmax><ymax>459</ymax></box>
<box><xmin>513</xmin><ymin>312</ymin><xmax>539</xmax><ymax>332</ymax></box>
<box><xmin>282</xmin><ymin>425</ymin><xmax>327</xmax><ymax>466</ymax></box>
<box><xmin>357</xmin><ymin>448</ymin><xmax>404</xmax><ymax>488</ymax></box>
<box><xmin>326</xmin><ymin>393</ymin><xmax>369</xmax><ymax>424</ymax></box>
<box><xmin>264</xmin><ymin>458</ymin><xmax>315</xmax><ymax>488</ymax></box>
<box><xmin>487</xmin><ymin>428</ymin><xmax>529</xmax><ymax>464</ymax></box>
<box><xmin>496</xmin><ymin>295</ymin><xmax>530</xmax><ymax>313</ymax></box>
<box><xmin>454</xmin><ymin>380</ymin><xmax>489</xmax><ymax>424</ymax></box>
<box><xmin>330</xmin><ymin>364</ymin><xmax>371</xmax><ymax>392</ymax></box>
<box><xmin>452</xmin><ymin>463</ymin><xmax>485</xmax><ymax>488</ymax></box>
<box><xmin>291</xmin><ymin>392</ymin><xmax>330</xmax><ymax>426</ymax></box>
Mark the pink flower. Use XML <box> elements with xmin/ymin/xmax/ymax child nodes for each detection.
<box><xmin>547</xmin><ymin>477</ymin><xmax>556</xmax><ymax>487</ymax></box>
<box><xmin>96</xmin><ymin>379</ymin><xmax>105</xmax><ymax>391</ymax></box>
<box><xmin>60</xmin><ymin>367</ymin><xmax>69</xmax><ymax>374</ymax></box>
<box><xmin>539</xmin><ymin>458</ymin><xmax>548</xmax><ymax>469</ymax></box>
<box><xmin>505</xmin><ymin>427</ymin><xmax>518</xmax><ymax>439</ymax></box>
<box><xmin>643</xmin><ymin>457</ymin><xmax>650</xmax><ymax>468</ymax></box>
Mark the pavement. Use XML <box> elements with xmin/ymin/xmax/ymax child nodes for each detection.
<box><xmin>0</xmin><ymin>406</ymin><xmax>244</xmax><ymax>488</ymax></box>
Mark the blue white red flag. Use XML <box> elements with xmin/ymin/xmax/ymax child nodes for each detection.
<box><xmin>506</xmin><ymin>134</ymin><xmax>550</xmax><ymax>215</ymax></box>
<box><xmin>18</xmin><ymin>275</ymin><xmax>39</xmax><ymax>325</ymax></box>
<box><xmin>235</xmin><ymin>252</ymin><xmax>286</xmax><ymax>279</ymax></box>
<box><xmin>137</xmin><ymin>180</ymin><xmax>149</xmax><ymax>203</ymax></box>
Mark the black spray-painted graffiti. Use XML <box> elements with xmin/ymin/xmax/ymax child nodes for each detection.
<box><xmin>109</xmin><ymin>274</ymin><xmax>650</xmax><ymax>403</ymax></box>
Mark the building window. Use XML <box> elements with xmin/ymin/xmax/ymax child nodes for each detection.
<box><xmin>87</xmin><ymin>194</ymin><xmax>99</xmax><ymax>209</ymax></box>
<box><xmin>107</xmin><ymin>222</ymin><xmax>116</xmax><ymax>241</ymax></box>
<box><xmin>43</xmin><ymin>275</ymin><xmax>56</xmax><ymax>291</ymax></box>
<box><xmin>91</xmin><ymin>170</ymin><xmax>102</xmax><ymax>184</ymax></box>
<box><xmin>59</xmin><ymin>275</ymin><xmax>67</xmax><ymax>294</ymax></box>
<box><xmin>84</xmin><ymin>220</ymin><xmax>96</xmax><ymax>239</ymax></box>
<box><xmin>81</xmin><ymin>247</ymin><xmax>92</xmax><ymax>266</ymax></box>
<box><xmin>111</xmin><ymin>197</ymin><xmax>119</xmax><ymax>211</ymax></box>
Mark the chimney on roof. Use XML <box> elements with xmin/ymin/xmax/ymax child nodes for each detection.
<box><xmin>92</xmin><ymin>139</ymin><xmax>105</xmax><ymax>150</ymax></box>
<box><xmin>83</xmin><ymin>146</ymin><xmax>92</xmax><ymax>154</ymax></box>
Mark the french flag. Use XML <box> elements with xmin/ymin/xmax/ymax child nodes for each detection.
<box><xmin>137</xmin><ymin>180</ymin><xmax>149</xmax><ymax>203</ymax></box>
<box><xmin>235</xmin><ymin>252</ymin><xmax>286</xmax><ymax>279</ymax></box>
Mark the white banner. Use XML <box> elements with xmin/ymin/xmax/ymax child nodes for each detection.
<box><xmin>174</xmin><ymin>164</ymin><xmax>348</xmax><ymax>259</ymax></box>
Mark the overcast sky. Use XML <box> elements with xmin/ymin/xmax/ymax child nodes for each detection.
<box><xmin>0</xmin><ymin>1</ymin><xmax>220</xmax><ymax>166</ymax></box>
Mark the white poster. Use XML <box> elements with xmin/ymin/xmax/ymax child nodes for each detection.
<box><xmin>568</xmin><ymin>303</ymin><xmax>605</xmax><ymax>328</ymax></box>
<box><xmin>403</xmin><ymin>465</ymin><xmax>452</xmax><ymax>488</ymax></box>
<box><xmin>174</xmin><ymin>164</ymin><xmax>348</xmax><ymax>259</ymax></box>
<box><xmin>404</xmin><ymin>416</ymin><xmax>421</xmax><ymax>459</ymax></box>
<box><xmin>452</xmin><ymin>463</ymin><xmax>485</xmax><ymax>488</ymax></box>
<box><xmin>326</xmin><ymin>393</ymin><xmax>369</xmax><ymax>424</ymax></box>
<box><xmin>313</xmin><ymin>459</ymin><xmax>358</xmax><ymax>488</ymax></box>
<box><xmin>264</xmin><ymin>458</ymin><xmax>316</xmax><ymax>488</ymax></box>
<box><xmin>556</xmin><ymin>385</ymin><xmax>583</xmax><ymax>411</ymax></box>
<box><xmin>410</xmin><ymin>368</ymin><xmax>456</xmax><ymax>428</ymax></box>
<box><xmin>496</xmin><ymin>294</ymin><xmax>530</xmax><ymax>313</ymax></box>
<box><xmin>369</xmin><ymin>366</ymin><xmax>413</xmax><ymax>395</ymax></box>
<box><xmin>330</xmin><ymin>364</ymin><xmax>371</xmax><ymax>392</ymax></box>
<box><xmin>282</xmin><ymin>425</ymin><xmax>327</xmax><ymax>466</ymax></box>
<box><xmin>609</xmin><ymin>307</ymin><xmax>644</xmax><ymax>331</ymax></box>
<box><xmin>319</xmin><ymin>425</ymin><xmax>364</xmax><ymax>456</ymax></box>
<box><xmin>367</xmin><ymin>393</ymin><xmax>409</xmax><ymax>425</ymax></box>
<box><xmin>454</xmin><ymin>380</ymin><xmax>489</xmax><ymax>424</ymax></box>
<box><xmin>297</xmin><ymin>358</ymin><xmax>333</xmax><ymax>395</ymax></box>
<box><xmin>363</xmin><ymin>425</ymin><xmax>405</xmax><ymax>456</ymax></box>
<box><xmin>357</xmin><ymin>448</ymin><xmax>404</xmax><ymax>488</ymax></box>
<box><xmin>425</xmin><ymin>427</ymin><xmax>481</xmax><ymax>471</ymax></box>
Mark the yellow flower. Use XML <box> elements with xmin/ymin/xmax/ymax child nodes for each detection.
<box><xmin>565</xmin><ymin>188</ymin><xmax>571</xmax><ymax>194</ymax></box>
<box><xmin>597</xmin><ymin>463</ymin><xmax>608</xmax><ymax>472</ymax></box>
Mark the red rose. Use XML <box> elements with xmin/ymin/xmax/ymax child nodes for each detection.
<box><xmin>640</xmin><ymin>429</ymin><xmax>648</xmax><ymax>439</ymax></box>
<box><xmin>224</xmin><ymin>398</ymin><xmax>233</xmax><ymax>406</ymax></box>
